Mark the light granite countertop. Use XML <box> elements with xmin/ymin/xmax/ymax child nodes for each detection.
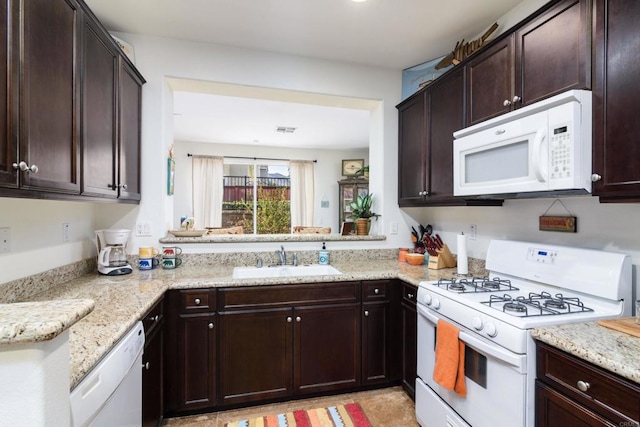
<box><xmin>11</xmin><ymin>258</ymin><xmax>469</xmax><ymax>389</ymax></box>
<box><xmin>532</xmin><ymin>322</ymin><xmax>640</xmax><ymax>384</ymax></box>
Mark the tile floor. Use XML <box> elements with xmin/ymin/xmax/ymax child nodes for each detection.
<box><xmin>162</xmin><ymin>386</ymin><xmax>418</xmax><ymax>427</ymax></box>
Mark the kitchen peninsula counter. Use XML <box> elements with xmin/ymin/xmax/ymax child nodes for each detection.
<box><xmin>532</xmin><ymin>322</ymin><xmax>640</xmax><ymax>384</ymax></box>
<box><xmin>13</xmin><ymin>257</ymin><xmax>481</xmax><ymax>389</ymax></box>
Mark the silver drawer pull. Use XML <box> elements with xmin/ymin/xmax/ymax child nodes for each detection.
<box><xmin>364</xmin><ymin>310</ymin><xmax>369</xmax><ymax>317</ymax></box>
<box><xmin>374</xmin><ymin>288</ymin><xmax>379</xmax><ymax>294</ymax></box>
<box><xmin>143</xmin><ymin>362</ymin><xmax>150</xmax><ymax>370</ymax></box>
<box><xmin>287</xmin><ymin>316</ymin><xmax>292</xmax><ymax>323</ymax></box>
<box><xmin>408</xmin><ymin>293</ymin><xmax>414</xmax><ymax>299</ymax></box>
<box><xmin>194</xmin><ymin>298</ymin><xmax>201</xmax><ymax>305</ymax></box>
<box><xmin>577</xmin><ymin>380</ymin><xmax>590</xmax><ymax>392</ymax></box>
<box><xmin>208</xmin><ymin>323</ymin><xmax>214</xmax><ymax>329</ymax></box>
<box><xmin>296</xmin><ymin>316</ymin><xmax>301</xmax><ymax>322</ymax></box>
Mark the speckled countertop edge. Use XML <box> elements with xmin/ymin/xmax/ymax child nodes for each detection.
<box><xmin>0</xmin><ymin>299</ymin><xmax>95</xmax><ymax>344</ymax></box>
<box><xmin>532</xmin><ymin>322</ymin><xmax>640</xmax><ymax>384</ymax></box>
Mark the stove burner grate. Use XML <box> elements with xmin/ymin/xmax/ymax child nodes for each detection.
<box><xmin>434</xmin><ymin>277</ymin><xmax>519</xmax><ymax>293</ymax></box>
<box><xmin>482</xmin><ymin>291</ymin><xmax>595</xmax><ymax>317</ymax></box>
<box><xmin>504</xmin><ymin>301</ymin><xmax>527</xmax><ymax>313</ymax></box>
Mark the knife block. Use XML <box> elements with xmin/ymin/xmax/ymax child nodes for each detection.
<box><xmin>428</xmin><ymin>244</ymin><xmax>457</xmax><ymax>270</ymax></box>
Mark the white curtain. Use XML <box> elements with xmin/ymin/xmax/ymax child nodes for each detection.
<box><xmin>290</xmin><ymin>160</ymin><xmax>315</xmax><ymax>229</ymax></box>
<box><xmin>192</xmin><ymin>155</ymin><xmax>224</xmax><ymax>228</ymax></box>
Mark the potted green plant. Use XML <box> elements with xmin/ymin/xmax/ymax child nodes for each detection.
<box><xmin>349</xmin><ymin>193</ymin><xmax>380</xmax><ymax>235</ymax></box>
<box><xmin>355</xmin><ymin>165</ymin><xmax>369</xmax><ymax>179</ymax></box>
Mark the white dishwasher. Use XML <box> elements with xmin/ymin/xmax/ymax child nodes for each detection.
<box><xmin>70</xmin><ymin>321</ymin><xmax>145</xmax><ymax>426</ymax></box>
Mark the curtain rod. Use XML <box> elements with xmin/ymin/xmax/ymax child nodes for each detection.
<box><xmin>187</xmin><ymin>153</ymin><xmax>317</xmax><ymax>163</ymax></box>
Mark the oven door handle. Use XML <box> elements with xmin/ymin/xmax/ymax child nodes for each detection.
<box><xmin>417</xmin><ymin>304</ymin><xmax>525</xmax><ymax>372</ymax></box>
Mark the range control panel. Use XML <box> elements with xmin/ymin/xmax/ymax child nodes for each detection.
<box><xmin>527</xmin><ymin>247</ymin><xmax>558</xmax><ymax>264</ymax></box>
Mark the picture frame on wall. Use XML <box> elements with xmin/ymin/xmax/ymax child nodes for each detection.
<box><xmin>167</xmin><ymin>158</ymin><xmax>175</xmax><ymax>195</ymax></box>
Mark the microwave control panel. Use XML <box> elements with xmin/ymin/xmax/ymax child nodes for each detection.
<box><xmin>550</xmin><ymin>124</ymin><xmax>573</xmax><ymax>180</ymax></box>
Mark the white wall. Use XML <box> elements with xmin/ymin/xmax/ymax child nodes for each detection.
<box><xmin>172</xmin><ymin>141</ymin><xmax>368</xmax><ymax>233</ymax></box>
<box><xmin>111</xmin><ymin>32</ymin><xmax>409</xmax><ymax>254</ymax></box>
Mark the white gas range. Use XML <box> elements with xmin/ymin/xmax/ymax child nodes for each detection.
<box><xmin>415</xmin><ymin>239</ymin><xmax>632</xmax><ymax>427</ymax></box>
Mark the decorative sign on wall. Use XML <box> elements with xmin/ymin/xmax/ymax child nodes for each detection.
<box><xmin>539</xmin><ymin>199</ymin><xmax>577</xmax><ymax>232</ymax></box>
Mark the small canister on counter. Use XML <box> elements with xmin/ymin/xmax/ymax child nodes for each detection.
<box><xmin>398</xmin><ymin>248</ymin><xmax>409</xmax><ymax>262</ymax></box>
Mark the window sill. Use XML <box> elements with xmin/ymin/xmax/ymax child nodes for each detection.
<box><xmin>159</xmin><ymin>233</ymin><xmax>387</xmax><ymax>244</ymax></box>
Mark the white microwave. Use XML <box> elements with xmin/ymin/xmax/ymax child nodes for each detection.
<box><xmin>453</xmin><ymin>89</ymin><xmax>593</xmax><ymax>198</ymax></box>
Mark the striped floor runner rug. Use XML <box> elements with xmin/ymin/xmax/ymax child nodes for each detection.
<box><xmin>224</xmin><ymin>402</ymin><xmax>372</xmax><ymax>427</ymax></box>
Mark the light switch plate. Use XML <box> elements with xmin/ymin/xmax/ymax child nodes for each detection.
<box><xmin>0</xmin><ymin>227</ymin><xmax>9</xmax><ymax>253</ymax></box>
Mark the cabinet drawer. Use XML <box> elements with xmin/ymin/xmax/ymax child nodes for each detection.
<box><xmin>142</xmin><ymin>297</ymin><xmax>164</xmax><ymax>337</ymax></box>
<box><xmin>536</xmin><ymin>342</ymin><xmax>640</xmax><ymax>424</ymax></box>
<box><xmin>401</xmin><ymin>282</ymin><xmax>417</xmax><ymax>305</ymax></box>
<box><xmin>218</xmin><ymin>282</ymin><xmax>360</xmax><ymax>311</ymax></box>
<box><xmin>362</xmin><ymin>280</ymin><xmax>389</xmax><ymax>301</ymax></box>
<box><xmin>179</xmin><ymin>289</ymin><xmax>216</xmax><ymax>313</ymax></box>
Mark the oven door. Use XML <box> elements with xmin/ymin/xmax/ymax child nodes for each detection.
<box><xmin>453</xmin><ymin>110</ymin><xmax>549</xmax><ymax>196</ymax></box>
<box><xmin>416</xmin><ymin>304</ymin><xmax>528</xmax><ymax>427</ymax></box>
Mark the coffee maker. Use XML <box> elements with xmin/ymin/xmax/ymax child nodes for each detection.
<box><xmin>95</xmin><ymin>229</ymin><xmax>133</xmax><ymax>275</ymax></box>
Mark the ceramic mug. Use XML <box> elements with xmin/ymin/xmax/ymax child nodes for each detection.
<box><xmin>162</xmin><ymin>246</ymin><xmax>183</xmax><ymax>258</ymax></box>
<box><xmin>139</xmin><ymin>246</ymin><xmax>160</xmax><ymax>258</ymax></box>
<box><xmin>162</xmin><ymin>257</ymin><xmax>182</xmax><ymax>269</ymax></box>
<box><xmin>139</xmin><ymin>257</ymin><xmax>160</xmax><ymax>270</ymax></box>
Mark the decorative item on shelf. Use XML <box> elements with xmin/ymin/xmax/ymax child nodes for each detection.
<box><xmin>340</xmin><ymin>221</ymin><xmax>354</xmax><ymax>236</ymax></box>
<box><xmin>401</xmin><ymin>56</ymin><xmax>453</xmax><ymax>100</ymax></box>
<box><xmin>435</xmin><ymin>22</ymin><xmax>499</xmax><ymax>69</ymax></box>
<box><xmin>348</xmin><ymin>193</ymin><xmax>380</xmax><ymax>235</ymax></box>
<box><xmin>110</xmin><ymin>34</ymin><xmax>136</xmax><ymax>64</ymax></box>
<box><xmin>167</xmin><ymin>158</ymin><xmax>175</xmax><ymax>195</ymax></box>
<box><xmin>539</xmin><ymin>199</ymin><xmax>577</xmax><ymax>232</ymax></box>
<box><xmin>355</xmin><ymin>165</ymin><xmax>369</xmax><ymax>179</ymax></box>
<box><xmin>341</xmin><ymin>159</ymin><xmax>364</xmax><ymax>177</ymax></box>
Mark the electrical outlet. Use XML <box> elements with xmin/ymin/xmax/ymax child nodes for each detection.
<box><xmin>389</xmin><ymin>221</ymin><xmax>398</xmax><ymax>235</ymax></box>
<box><xmin>469</xmin><ymin>224</ymin><xmax>477</xmax><ymax>240</ymax></box>
<box><xmin>135</xmin><ymin>221</ymin><xmax>152</xmax><ymax>237</ymax></box>
<box><xmin>63</xmin><ymin>223</ymin><xmax>71</xmax><ymax>242</ymax></box>
<box><xmin>0</xmin><ymin>227</ymin><xmax>9</xmax><ymax>253</ymax></box>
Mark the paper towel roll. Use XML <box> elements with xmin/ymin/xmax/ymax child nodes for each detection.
<box><xmin>457</xmin><ymin>233</ymin><xmax>468</xmax><ymax>275</ymax></box>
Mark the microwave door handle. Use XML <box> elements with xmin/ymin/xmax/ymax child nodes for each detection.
<box><xmin>417</xmin><ymin>303</ymin><xmax>525</xmax><ymax>372</ymax></box>
<box><xmin>532</xmin><ymin>128</ymin><xmax>547</xmax><ymax>182</ymax></box>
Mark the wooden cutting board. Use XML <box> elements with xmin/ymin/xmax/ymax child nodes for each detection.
<box><xmin>598</xmin><ymin>317</ymin><xmax>640</xmax><ymax>338</ymax></box>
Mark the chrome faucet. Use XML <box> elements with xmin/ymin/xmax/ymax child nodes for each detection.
<box><xmin>275</xmin><ymin>245</ymin><xmax>286</xmax><ymax>265</ymax></box>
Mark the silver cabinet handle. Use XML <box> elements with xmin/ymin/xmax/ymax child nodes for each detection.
<box><xmin>364</xmin><ymin>310</ymin><xmax>369</xmax><ymax>317</ymax></box>
<box><xmin>591</xmin><ymin>173</ymin><xmax>602</xmax><ymax>182</ymax></box>
<box><xmin>208</xmin><ymin>322</ymin><xmax>214</xmax><ymax>329</ymax></box>
<box><xmin>374</xmin><ymin>288</ymin><xmax>379</xmax><ymax>295</ymax></box>
<box><xmin>12</xmin><ymin>161</ymin><xmax>38</xmax><ymax>173</ymax></box>
<box><xmin>122</xmin><ymin>184</ymin><xmax>127</xmax><ymax>189</ymax></box>
<box><xmin>194</xmin><ymin>298</ymin><xmax>201</xmax><ymax>305</ymax></box>
<box><xmin>143</xmin><ymin>362</ymin><xmax>150</xmax><ymax>370</ymax></box>
<box><xmin>148</xmin><ymin>315</ymin><xmax>159</xmax><ymax>322</ymax></box>
<box><xmin>408</xmin><ymin>293</ymin><xmax>414</xmax><ymax>299</ymax></box>
<box><xmin>287</xmin><ymin>316</ymin><xmax>292</xmax><ymax>323</ymax></box>
<box><xmin>296</xmin><ymin>316</ymin><xmax>301</xmax><ymax>322</ymax></box>
<box><xmin>503</xmin><ymin>99</ymin><xmax>512</xmax><ymax>107</ymax></box>
<box><xmin>577</xmin><ymin>380</ymin><xmax>590</xmax><ymax>392</ymax></box>
<box><xmin>512</xmin><ymin>95</ymin><xmax>521</xmax><ymax>103</ymax></box>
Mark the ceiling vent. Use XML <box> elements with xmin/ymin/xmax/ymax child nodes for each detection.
<box><xmin>276</xmin><ymin>126</ymin><xmax>297</xmax><ymax>134</ymax></box>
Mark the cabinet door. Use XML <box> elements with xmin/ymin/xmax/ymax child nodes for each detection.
<box><xmin>515</xmin><ymin>0</ymin><xmax>590</xmax><ymax>107</ymax></box>
<box><xmin>397</xmin><ymin>91</ymin><xmax>428</xmax><ymax>206</ymax></box>
<box><xmin>535</xmin><ymin>381</ymin><xmax>615</xmax><ymax>427</ymax></box>
<box><xmin>142</xmin><ymin>324</ymin><xmax>164</xmax><ymax>427</ymax></box>
<box><xmin>465</xmin><ymin>37</ymin><xmax>514</xmax><ymax>126</ymax></box>
<box><xmin>427</xmin><ymin>69</ymin><xmax>464</xmax><ymax>202</ymax></box>
<box><xmin>362</xmin><ymin>302</ymin><xmax>390</xmax><ymax>385</ymax></box>
<box><xmin>0</xmin><ymin>0</ymin><xmax>17</xmax><ymax>188</ymax></box>
<box><xmin>81</xmin><ymin>17</ymin><xmax>118</xmax><ymax>198</ymax></box>
<box><xmin>218</xmin><ymin>308</ymin><xmax>293</xmax><ymax>406</ymax></box>
<box><xmin>401</xmin><ymin>297</ymin><xmax>417</xmax><ymax>399</ymax></box>
<box><xmin>294</xmin><ymin>303</ymin><xmax>360</xmax><ymax>395</ymax></box>
<box><xmin>176</xmin><ymin>314</ymin><xmax>216</xmax><ymax>411</ymax></box>
<box><xmin>118</xmin><ymin>61</ymin><xmax>142</xmax><ymax>201</ymax></box>
<box><xmin>592</xmin><ymin>0</ymin><xmax>640</xmax><ymax>200</ymax></box>
<box><xmin>20</xmin><ymin>0</ymin><xmax>80</xmax><ymax>193</ymax></box>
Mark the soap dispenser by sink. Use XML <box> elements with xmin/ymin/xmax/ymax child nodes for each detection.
<box><xmin>319</xmin><ymin>242</ymin><xmax>329</xmax><ymax>265</ymax></box>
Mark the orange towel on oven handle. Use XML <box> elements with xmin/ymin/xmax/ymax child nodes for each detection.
<box><xmin>433</xmin><ymin>319</ymin><xmax>467</xmax><ymax>397</ymax></box>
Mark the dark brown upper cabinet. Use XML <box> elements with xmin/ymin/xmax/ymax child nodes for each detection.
<box><xmin>397</xmin><ymin>69</ymin><xmax>503</xmax><ymax>207</ymax></box>
<box><xmin>591</xmin><ymin>0</ymin><xmax>640</xmax><ymax>202</ymax></box>
<box><xmin>466</xmin><ymin>0</ymin><xmax>591</xmax><ymax>126</ymax></box>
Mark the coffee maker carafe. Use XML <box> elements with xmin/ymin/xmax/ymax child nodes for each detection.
<box><xmin>95</xmin><ymin>229</ymin><xmax>133</xmax><ymax>275</ymax></box>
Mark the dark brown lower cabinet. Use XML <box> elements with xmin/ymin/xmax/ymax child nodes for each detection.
<box><xmin>401</xmin><ymin>283</ymin><xmax>418</xmax><ymax>399</ymax></box>
<box><xmin>142</xmin><ymin>297</ymin><xmax>164</xmax><ymax>427</ymax></box>
<box><xmin>217</xmin><ymin>308</ymin><xmax>293</xmax><ymax>406</ymax></box>
<box><xmin>535</xmin><ymin>381</ymin><xmax>614</xmax><ymax>427</ymax></box>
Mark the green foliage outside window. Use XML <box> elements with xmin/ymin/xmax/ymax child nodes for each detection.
<box><xmin>238</xmin><ymin>186</ymin><xmax>290</xmax><ymax>234</ymax></box>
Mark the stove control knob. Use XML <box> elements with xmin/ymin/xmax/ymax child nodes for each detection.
<box><xmin>432</xmin><ymin>298</ymin><xmax>441</xmax><ymax>310</ymax></box>
<box><xmin>472</xmin><ymin>316</ymin><xmax>484</xmax><ymax>330</ymax></box>
<box><xmin>485</xmin><ymin>323</ymin><xmax>498</xmax><ymax>337</ymax></box>
<box><xmin>424</xmin><ymin>294</ymin><xmax>432</xmax><ymax>306</ymax></box>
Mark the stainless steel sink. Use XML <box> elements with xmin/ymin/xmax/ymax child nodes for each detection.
<box><xmin>232</xmin><ymin>264</ymin><xmax>343</xmax><ymax>279</ymax></box>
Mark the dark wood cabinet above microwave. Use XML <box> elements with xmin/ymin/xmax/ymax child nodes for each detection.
<box><xmin>0</xmin><ymin>0</ymin><xmax>145</xmax><ymax>203</ymax></box>
<box><xmin>465</xmin><ymin>0</ymin><xmax>591</xmax><ymax>126</ymax></box>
